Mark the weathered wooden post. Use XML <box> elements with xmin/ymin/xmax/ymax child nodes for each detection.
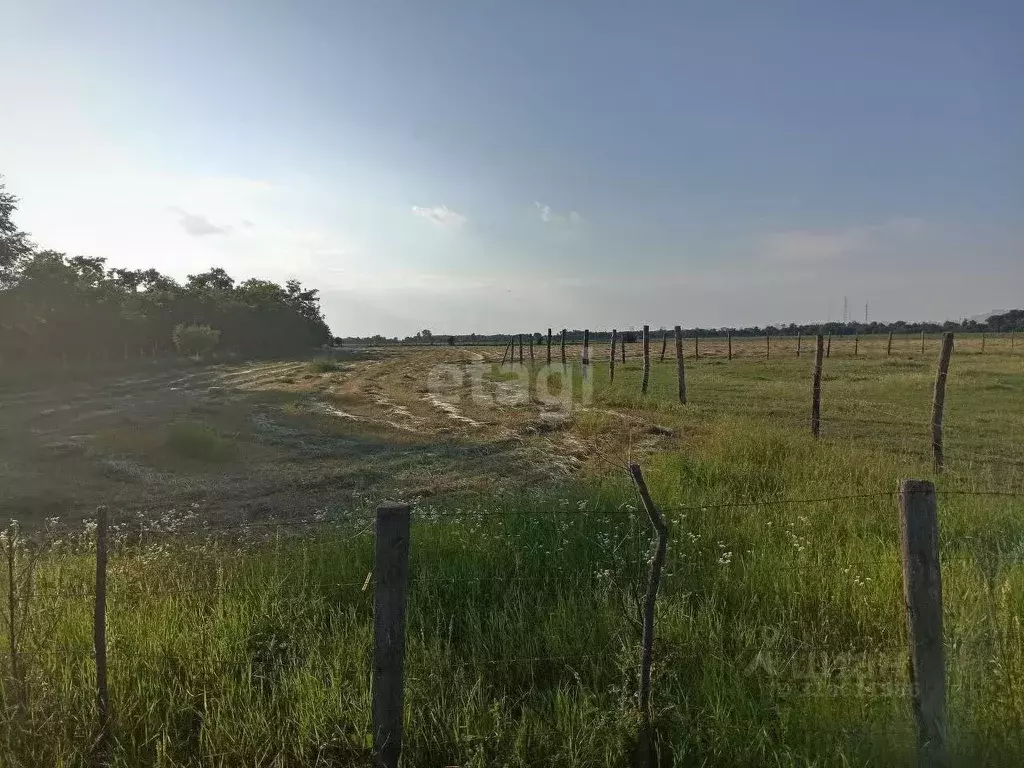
<box><xmin>826</xmin><ymin>331</ymin><xmax>832</xmax><ymax>358</ymax></box>
<box><xmin>766</xmin><ymin>331</ymin><xmax>771</xmax><ymax>359</ymax></box>
<box><xmin>887</xmin><ymin>331</ymin><xmax>894</xmax><ymax>356</ymax></box>
<box><xmin>628</xmin><ymin>463</ymin><xmax>668</xmax><ymax>768</ymax></box>
<box><xmin>854</xmin><ymin>334</ymin><xmax>859</xmax><ymax>356</ymax></box>
<box><xmin>921</xmin><ymin>330</ymin><xmax>926</xmax><ymax>355</ymax></box>
<box><xmin>660</xmin><ymin>329</ymin><xmax>668</xmax><ymax>362</ymax></box>
<box><xmin>561</xmin><ymin>329</ymin><xmax>567</xmax><ymax>365</ymax></box>
<box><xmin>694</xmin><ymin>331</ymin><xmax>699</xmax><ymax>359</ymax></box>
<box><xmin>621</xmin><ymin>332</ymin><xmax>626</xmax><ymax>364</ymax></box>
<box><xmin>641</xmin><ymin>325</ymin><xmax>650</xmax><ymax>394</ymax></box>
<box><xmin>373</xmin><ymin>502</ymin><xmax>412</xmax><ymax>768</ymax></box>
<box><xmin>981</xmin><ymin>332</ymin><xmax>986</xmax><ymax>354</ymax></box>
<box><xmin>931</xmin><ymin>333</ymin><xmax>954</xmax><ymax>472</ymax></box>
<box><xmin>899</xmin><ymin>480</ymin><xmax>950</xmax><ymax>768</ymax></box>
<box><xmin>546</xmin><ymin>328</ymin><xmax>552</xmax><ymax>365</ymax></box>
<box><xmin>529</xmin><ymin>333</ymin><xmax>534</xmax><ymax>362</ymax></box>
<box><xmin>518</xmin><ymin>334</ymin><xmax>524</xmax><ymax>364</ymax></box>
<box><xmin>797</xmin><ymin>332</ymin><xmax>802</xmax><ymax>358</ymax></box>
<box><xmin>674</xmin><ymin>326</ymin><xmax>686</xmax><ymax>404</ymax></box>
<box><xmin>582</xmin><ymin>329</ymin><xmax>590</xmax><ymax>367</ymax></box>
<box><xmin>94</xmin><ymin>505</ymin><xmax>110</xmax><ymax>756</ymax></box>
<box><xmin>610</xmin><ymin>329</ymin><xmax>617</xmax><ymax>383</ymax></box>
<box><xmin>811</xmin><ymin>334</ymin><xmax>824</xmax><ymax>438</ymax></box>
<box><xmin>727</xmin><ymin>331</ymin><xmax>732</xmax><ymax>361</ymax></box>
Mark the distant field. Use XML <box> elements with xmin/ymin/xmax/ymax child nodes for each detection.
<box><xmin>2</xmin><ymin>334</ymin><xmax>1023</xmax><ymax>766</ymax></box>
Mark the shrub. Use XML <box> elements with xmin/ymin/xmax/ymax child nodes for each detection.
<box><xmin>172</xmin><ymin>323</ymin><xmax>220</xmax><ymax>357</ymax></box>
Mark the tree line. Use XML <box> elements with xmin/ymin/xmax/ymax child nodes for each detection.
<box><xmin>0</xmin><ymin>176</ymin><xmax>332</xmax><ymax>363</ymax></box>
<box><xmin>344</xmin><ymin>310</ymin><xmax>1023</xmax><ymax>348</ymax></box>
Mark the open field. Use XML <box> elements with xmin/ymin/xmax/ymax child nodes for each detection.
<box><xmin>2</xmin><ymin>334</ymin><xmax>1023</xmax><ymax>766</ymax></box>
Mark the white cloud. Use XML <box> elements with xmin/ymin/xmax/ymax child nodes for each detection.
<box><xmin>535</xmin><ymin>201</ymin><xmax>582</xmax><ymax>225</ymax></box>
<box><xmin>411</xmin><ymin>204</ymin><xmax>467</xmax><ymax>227</ymax></box>
<box><xmin>756</xmin><ymin>218</ymin><xmax>926</xmax><ymax>265</ymax></box>
<box><xmin>168</xmin><ymin>207</ymin><xmax>231</xmax><ymax>237</ymax></box>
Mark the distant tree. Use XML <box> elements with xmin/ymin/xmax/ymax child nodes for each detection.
<box><xmin>0</xmin><ymin>175</ymin><xmax>33</xmax><ymax>284</ymax></box>
<box><xmin>172</xmin><ymin>323</ymin><xmax>220</xmax><ymax>357</ymax></box>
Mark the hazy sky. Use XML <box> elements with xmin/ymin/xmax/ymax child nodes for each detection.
<box><xmin>2</xmin><ymin>1</ymin><xmax>1021</xmax><ymax>335</ymax></box>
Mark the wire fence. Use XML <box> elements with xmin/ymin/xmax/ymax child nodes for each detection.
<box><xmin>1</xmin><ymin>482</ymin><xmax>1023</xmax><ymax>765</ymax></box>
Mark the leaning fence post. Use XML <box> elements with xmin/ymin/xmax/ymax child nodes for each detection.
<box><xmin>561</xmin><ymin>329</ymin><xmax>567</xmax><ymax>365</ymax></box>
<box><xmin>628</xmin><ymin>463</ymin><xmax>669</xmax><ymax>768</ymax></box>
<box><xmin>610</xmin><ymin>329</ymin><xmax>617</xmax><ymax>383</ymax></box>
<box><xmin>373</xmin><ymin>502</ymin><xmax>412</xmax><ymax>768</ymax></box>
<box><xmin>826</xmin><ymin>331</ymin><xmax>832</xmax><ymax>359</ymax></box>
<box><xmin>659</xmin><ymin>330</ymin><xmax>667</xmax><ymax>362</ymax></box>
<box><xmin>582</xmin><ymin>329</ymin><xmax>590</xmax><ymax>367</ymax></box>
<box><xmin>641</xmin><ymin>325</ymin><xmax>650</xmax><ymax>394</ymax></box>
<box><xmin>546</xmin><ymin>328</ymin><xmax>552</xmax><ymax>365</ymax></box>
<box><xmin>811</xmin><ymin>334</ymin><xmax>824</xmax><ymax>438</ymax></box>
<box><xmin>94</xmin><ymin>505</ymin><xmax>110</xmax><ymax>755</ymax></box>
<box><xmin>694</xmin><ymin>331</ymin><xmax>700</xmax><ymax>360</ymax></box>
<box><xmin>931</xmin><ymin>333</ymin><xmax>954</xmax><ymax>472</ymax></box>
<box><xmin>888</xmin><ymin>331</ymin><xmax>894</xmax><ymax>356</ymax></box>
<box><xmin>674</xmin><ymin>326</ymin><xmax>686</xmax><ymax>404</ymax></box>
<box><xmin>899</xmin><ymin>480</ymin><xmax>949</xmax><ymax>768</ymax></box>
<box><xmin>621</xmin><ymin>332</ymin><xmax>626</xmax><ymax>364</ymax></box>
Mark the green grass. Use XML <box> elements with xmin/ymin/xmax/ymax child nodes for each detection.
<box><xmin>163</xmin><ymin>420</ymin><xmax>237</xmax><ymax>462</ymax></box>
<box><xmin>2</xmin><ymin>343</ymin><xmax>1023</xmax><ymax>766</ymax></box>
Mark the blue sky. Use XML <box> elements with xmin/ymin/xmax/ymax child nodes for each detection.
<box><xmin>1</xmin><ymin>1</ymin><xmax>1021</xmax><ymax>335</ymax></box>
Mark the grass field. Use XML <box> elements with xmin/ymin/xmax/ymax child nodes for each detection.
<box><xmin>1</xmin><ymin>334</ymin><xmax>1023</xmax><ymax>766</ymax></box>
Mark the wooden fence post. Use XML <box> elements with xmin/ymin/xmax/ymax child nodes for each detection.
<box><xmin>887</xmin><ymin>331</ymin><xmax>894</xmax><ymax>356</ymax></box>
<box><xmin>931</xmin><ymin>333</ymin><xmax>954</xmax><ymax>472</ymax></box>
<box><xmin>628</xmin><ymin>463</ymin><xmax>668</xmax><ymax>768</ymax></box>
<box><xmin>94</xmin><ymin>505</ymin><xmax>110</xmax><ymax>756</ymax></box>
<box><xmin>660</xmin><ymin>330</ymin><xmax>667</xmax><ymax>362</ymax></box>
<box><xmin>561</xmin><ymin>329</ymin><xmax>567</xmax><ymax>365</ymax></box>
<box><xmin>641</xmin><ymin>325</ymin><xmax>650</xmax><ymax>394</ymax></box>
<box><xmin>674</xmin><ymin>326</ymin><xmax>686</xmax><ymax>405</ymax></box>
<box><xmin>727</xmin><ymin>331</ymin><xmax>731</xmax><ymax>361</ymax></box>
<box><xmin>500</xmin><ymin>338</ymin><xmax>510</xmax><ymax>365</ymax></box>
<box><xmin>518</xmin><ymin>334</ymin><xmax>523</xmax><ymax>364</ymax></box>
<box><xmin>529</xmin><ymin>333</ymin><xmax>534</xmax><ymax>362</ymax></box>
<box><xmin>826</xmin><ymin>332</ymin><xmax>832</xmax><ymax>359</ymax></box>
<box><xmin>373</xmin><ymin>502</ymin><xmax>412</xmax><ymax>768</ymax></box>
<box><xmin>854</xmin><ymin>334</ymin><xmax>859</xmax><ymax>356</ymax></box>
<box><xmin>899</xmin><ymin>480</ymin><xmax>950</xmax><ymax>768</ymax></box>
<box><xmin>797</xmin><ymin>332</ymin><xmax>802</xmax><ymax>358</ymax></box>
<box><xmin>921</xmin><ymin>330</ymin><xmax>926</xmax><ymax>355</ymax></box>
<box><xmin>610</xmin><ymin>329</ymin><xmax>617</xmax><ymax>383</ymax></box>
<box><xmin>981</xmin><ymin>333</ymin><xmax>986</xmax><ymax>354</ymax></box>
<box><xmin>582</xmin><ymin>329</ymin><xmax>590</xmax><ymax>367</ymax></box>
<box><xmin>766</xmin><ymin>332</ymin><xmax>771</xmax><ymax>359</ymax></box>
<box><xmin>621</xmin><ymin>333</ymin><xmax>626</xmax><ymax>364</ymax></box>
<box><xmin>694</xmin><ymin>331</ymin><xmax>699</xmax><ymax>360</ymax></box>
<box><xmin>811</xmin><ymin>334</ymin><xmax>824</xmax><ymax>438</ymax></box>
<box><xmin>546</xmin><ymin>328</ymin><xmax>552</xmax><ymax>365</ymax></box>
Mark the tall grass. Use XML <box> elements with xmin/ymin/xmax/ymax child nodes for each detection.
<box><xmin>2</xmin><ymin>351</ymin><xmax>1023</xmax><ymax>765</ymax></box>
